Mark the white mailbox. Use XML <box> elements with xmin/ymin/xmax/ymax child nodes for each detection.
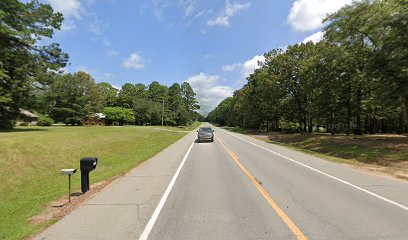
<box><xmin>60</xmin><ymin>168</ymin><xmax>77</xmax><ymax>203</ymax></box>
<box><xmin>60</xmin><ymin>169</ymin><xmax>77</xmax><ymax>176</ymax></box>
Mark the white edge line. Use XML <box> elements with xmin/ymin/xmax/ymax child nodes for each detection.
<box><xmin>138</xmin><ymin>138</ymin><xmax>196</xmax><ymax>240</ymax></box>
<box><xmin>221</xmin><ymin>129</ymin><xmax>408</xmax><ymax>212</ymax></box>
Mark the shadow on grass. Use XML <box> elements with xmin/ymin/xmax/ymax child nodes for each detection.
<box><xmin>223</xmin><ymin>126</ymin><xmax>259</xmax><ymax>135</ymax></box>
<box><xmin>0</xmin><ymin>128</ymin><xmax>49</xmax><ymax>133</ymax></box>
<box><xmin>266</xmin><ymin>133</ymin><xmax>408</xmax><ymax>166</ymax></box>
<box><xmin>223</xmin><ymin>126</ymin><xmax>408</xmax><ymax>165</ymax></box>
<box><xmin>52</xmin><ymin>203</ymin><xmax>67</xmax><ymax>208</ymax></box>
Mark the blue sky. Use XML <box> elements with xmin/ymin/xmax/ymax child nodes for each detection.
<box><xmin>45</xmin><ymin>0</ymin><xmax>354</xmax><ymax>115</ymax></box>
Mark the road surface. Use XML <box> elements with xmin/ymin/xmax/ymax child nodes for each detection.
<box><xmin>36</xmin><ymin>126</ymin><xmax>408</xmax><ymax>240</ymax></box>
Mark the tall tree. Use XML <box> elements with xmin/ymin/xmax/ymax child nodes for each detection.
<box><xmin>117</xmin><ymin>83</ymin><xmax>139</xmax><ymax>108</ymax></box>
<box><xmin>46</xmin><ymin>71</ymin><xmax>103</xmax><ymax>125</ymax></box>
<box><xmin>148</xmin><ymin>81</ymin><xmax>168</xmax><ymax>102</ymax></box>
<box><xmin>181</xmin><ymin>82</ymin><xmax>199</xmax><ymax>112</ymax></box>
<box><xmin>0</xmin><ymin>0</ymin><xmax>68</xmax><ymax>128</ymax></box>
<box><xmin>208</xmin><ymin>0</ymin><xmax>407</xmax><ymax>135</ymax></box>
<box><xmin>98</xmin><ymin>82</ymin><xmax>118</xmax><ymax>107</ymax></box>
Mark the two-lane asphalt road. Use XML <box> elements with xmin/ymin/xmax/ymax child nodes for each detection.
<box><xmin>144</xmin><ymin>126</ymin><xmax>408</xmax><ymax>240</ymax></box>
<box><xmin>36</xmin><ymin>126</ymin><xmax>408</xmax><ymax>240</ymax></box>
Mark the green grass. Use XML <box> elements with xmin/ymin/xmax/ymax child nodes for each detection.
<box><xmin>0</xmin><ymin>122</ymin><xmax>200</xmax><ymax>240</ymax></box>
<box><xmin>225</xmin><ymin>127</ymin><xmax>408</xmax><ymax>180</ymax></box>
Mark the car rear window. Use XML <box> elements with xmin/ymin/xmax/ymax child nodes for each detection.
<box><xmin>200</xmin><ymin>128</ymin><xmax>212</xmax><ymax>132</ymax></box>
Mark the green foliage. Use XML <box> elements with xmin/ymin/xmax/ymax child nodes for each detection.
<box><xmin>117</xmin><ymin>83</ymin><xmax>144</xmax><ymax>108</ymax></box>
<box><xmin>113</xmin><ymin>81</ymin><xmax>201</xmax><ymax>126</ymax></box>
<box><xmin>207</xmin><ymin>97</ymin><xmax>235</xmax><ymax>126</ymax></box>
<box><xmin>103</xmin><ymin>107</ymin><xmax>135</xmax><ymax>126</ymax></box>
<box><xmin>0</xmin><ymin>0</ymin><xmax>68</xmax><ymax>129</ymax></box>
<box><xmin>148</xmin><ymin>81</ymin><xmax>168</xmax><ymax>102</ymax></box>
<box><xmin>43</xmin><ymin>71</ymin><xmax>104</xmax><ymax>125</ymax></box>
<box><xmin>208</xmin><ymin>0</ymin><xmax>408</xmax><ymax>134</ymax></box>
<box><xmin>33</xmin><ymin>78</ymin><xmax>202</xmax><ymax>127</ymax></box>
<box><xmin>37</xmin><ymin>116</ymin><xmax>54</xmax><ymax>126</ymax></box>
<box><xmin>98</xmin><ymin>82</ymin><xmax>118</xmax><ymax>107</ymax></box>
<box><xmin>181</xmin><ymin>82</ymin><xmax>200</xmax><ymax>112</ymax></box>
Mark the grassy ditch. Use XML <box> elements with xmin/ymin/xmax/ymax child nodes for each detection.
<box><xmin>226</xmin><ymin>127</ymin><xmax>408</xmax><ymax>181</ymax></box>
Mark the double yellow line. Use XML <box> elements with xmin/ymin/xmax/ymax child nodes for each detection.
<box><xmin>217</xmin><ymin>137</ymin><xmax>308</xmax><ymax>240</ymax></box>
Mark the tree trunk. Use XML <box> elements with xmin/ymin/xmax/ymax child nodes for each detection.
<box><xmin>398</xmin><ymin>110</ymin><xmax>404</xmax><ymax>134</ymax></box>
<box><xmin>354</xmin><ymin>83</ymin><xmax>363</xmax><ymax>135</ymax></box>
<box><xmin>405</xmin><ymin>96</ymin><xmax>408</xmax><ymax>133</ymax></box>
<box><xmin>308</xmin><ymin>118</ymin><xmax>313</xmax><ymax>133</ymax></box>
<box><xmin>303</xmin><ymin>116</ymin><xmax>307</xmax><ymax>133</ymax></box>
<box><xmin>330</xmin><ymin>110</ymin><xmax>335</xmax><ymax>135</ymax></box>
<box><xmin>346</xmin><ymin>80</ymin><xmax>351</xmax><ymax>135</ymax></box>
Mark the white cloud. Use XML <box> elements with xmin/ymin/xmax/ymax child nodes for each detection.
<box><xmin>104</xmin><ymin>73</ymin><xmax>115</xmax><ymax>79</ymax></box>
<box><xmin>288</xmin><ymin>0</ymin><xmax>354</xmax><ymax>32</ymax></box>
<box><xmin>106</xmin><ymin>49</ymin><xmax>119</xmax><ymax>58</ymax></box>
<box><xmin>202</xmin><ymin>54</ymin><xmax>214</xmax><ymax>60</ymax></box>
<box><xmin>186</xmin><ymin>72</ymin><xmax>234</xmax><ymax>116</ymax></box>
<box><xmin>122</xmin><ymin>53</ymin><xmax>145</xmax><ymax>69</ymax></box>
<box><xmin>222</xmin><ymin>55</ymin><xmax>265</xmax><ymax>78</ymax></box>
<box><xmin>112</xmin><ymin>84</ymin><xmax>121</xmax><ymax>90</ymax></box>
<box><xmin>147</xmin><ymin>0</ymin><xmax>208</xmax><ymax>25</ymax></box>
<box><xmin>48</xmin><ymin>0</ymin><xmax>82</xmax><ymax>19</ymax></box>
<box><xmin>101</xmin><ymin>37</ymin><xmax>111</xmax><ymax>47</ymax></box>
<box><xmin>89</xmin><ymin>14</ymin><xmax>104</xmax><ymax>35</ymax></box>
<box><xmin>60</xmin><ymin>20</ymin><xmax>77</xmax><ymax>31</ymax></box>
<box><xmin>303</xmin><ymin>31</ymin><xmax>324</xmax><ymax>43</ymax></box>
<box><xmin>242</xmin><ymin>55</ymin><xmax>265</xmax><ymax>78</ymax></box>
<box><xmin>208</xmin><ymin>0</ymin><xmax>250</xmax><ymax>27</ymax></box>
<box><xmin>47</xmin><ymin>0</ymin><xmax>82</xmax><ymax>31</ymax></box>
<box><xmin>222</xmin><ymin>63</ymin><xmax>240</xmax><ymax>72</ymax></box>
<box><xmin>179</xmin><ymin>0</ymin><xmax>195</xmax><ymax>18</ymax></box>
<box><xmin>85</xmin><ymin>0</ymin><xmax>97</xmax><ymax>6</ymax></box>
<box><xmin>90</xmin><ymin>23</ymin><xmax>103</xmax><ymax>35</ymax></box>
<box><xmin>149</xmin><ymin>0</ymin><xmax>167</xmax><ymax>21</ymax></box>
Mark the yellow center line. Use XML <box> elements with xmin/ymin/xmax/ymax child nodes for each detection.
<box><xmin>216</xmin><ymin>137</ymin><xmax>308</xmax><ymax>240</ymax></box>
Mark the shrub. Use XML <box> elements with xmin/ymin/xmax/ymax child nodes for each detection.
<box><xmin>281</xmin><ymin>121</ymin><xmax>299</xmax><ymax>133</ymax></box>
<box><xmin>64</xmin><ymin>116</ymin><xmax>82</xmax><ymax>126</ymax></box>
<box><xmin>37</xmin><ymin>116</ymin><xmax>54</xmax><ymax>126</ymax></box>
<box><xmin>103</xmin><ymin>107</ymin><xmax>135</xmax><ymax>126</ymax></box>
<box><xmin>19</xmin><ymin>122</ymin><xmax>29</xmax><ymax>126</ymax></box>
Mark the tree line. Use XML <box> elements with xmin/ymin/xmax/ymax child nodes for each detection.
<box><xmin>0</xmin><ymin>0</ymin><xmax>201</xmax><ymax>128</ymax></box>
<box><xmin>32</xmin><ymin>72</ymin><xmax>201</xmax><ymax>126</ymax></box>
<box><xmin>208</xmin><ymin>0</ymin><xmax>407</xmax><ymax>135</ymax></box>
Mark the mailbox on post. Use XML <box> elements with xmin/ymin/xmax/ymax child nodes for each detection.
<box><xmin>60</xmin><ymin>169</ymin><xmax>77</xmax><ymax>203</ymax></box>
<box><xmin>80</xmin><ymin>157</ymin><xmax>98</xmax><ymax>193</ymax></box>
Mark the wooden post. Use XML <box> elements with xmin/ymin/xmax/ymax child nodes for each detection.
<box><xmin>68</xmin><ymin>174</ymin><xmax>71</xmax><ymax>203</ymax></box>
<box><xmin>60</xmin><ymin>169</ymin><xmax>77</xmax><ymax>204</ymax></box>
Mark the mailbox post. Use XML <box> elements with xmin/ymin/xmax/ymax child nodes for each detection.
<box><xmin>80</xmin><ymin>157</ymin><xmax>98</xmax><ymax>193</ymax></box>
<box><xmin>60</xmin><ymin>169</ymin><xmax>77</xmax><ymax>203</ymax></box>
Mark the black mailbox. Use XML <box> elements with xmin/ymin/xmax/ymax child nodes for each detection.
<box><xmin>80</xmin><ymin>157</ymin><xmax>98</xmax><ymax>193</ymax></box>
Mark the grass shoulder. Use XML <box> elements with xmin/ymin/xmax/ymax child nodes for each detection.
<box><xmin>0</xmin><ymin>123</ymin><xmax>198</xmax><ymax>240</ymax></box>
<box><xmin>224</xmin><ymin>126</ymin><xmax>408</xmax><ymax>181</ymax></box>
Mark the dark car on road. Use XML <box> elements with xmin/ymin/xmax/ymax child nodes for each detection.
<box><xmin>197</xmin><ymin>127</ymin><xmax>214</xmax><ymax>142</ymax></box>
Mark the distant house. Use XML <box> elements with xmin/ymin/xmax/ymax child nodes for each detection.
<box><xmin>85</xmin><ymin>113</ymin><xmax>106</xmax><ymax>126</ymax></box>
<box><xmin>17</xmin><ymin>109</ymin><xmax>39</xmax><ymax>125</ymax></box>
